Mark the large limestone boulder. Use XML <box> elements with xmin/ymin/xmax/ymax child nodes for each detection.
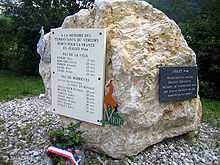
<box><xmin>38</xmin><ymin>0</ymin><xmax>202</xmax><ymax>158</ymax></box>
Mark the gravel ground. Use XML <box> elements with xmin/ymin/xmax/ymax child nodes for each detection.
<box><xmin>0</xmin><ymin>97</ymin><xmax>219</xmax><ymax>165</ymax></box>
<box><xmin>0</xmin><ymin>97</ymin><xmax>61</xmax><ymax>164</ymax></box>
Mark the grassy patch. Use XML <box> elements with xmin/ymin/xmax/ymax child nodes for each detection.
<box><xmin>202</xmin><ymin>98</ymin><xmax>220</xmax><ymax>128</ymax></box>
<box><xmin>0</xmin><ymin>70</ymin><xmax>44</xmax><ymax>102</ymax></box>
<box><xmin>0</xmin><ymin>70</ymin><xmax>220</xmax><ymax>128</ymax></box>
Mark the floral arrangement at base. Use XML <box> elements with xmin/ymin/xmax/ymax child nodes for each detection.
<box><xmin>47</xmin><ymin>122</ymin><xmax>85</xmax><ymax>165</ymax></box>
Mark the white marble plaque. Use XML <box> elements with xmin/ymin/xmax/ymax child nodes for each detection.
<box><xmin>51</xmin><ymin>28</ymin><xmax>106</xmax><ymax>125</ymax></box>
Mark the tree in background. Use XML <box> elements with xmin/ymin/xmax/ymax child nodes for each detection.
<box><xmin>184</xmin><ymin>0</ymin><xmax>220</xmax><ymax>99</ymax></box>
<box><xmin>146</xmin><ymin>0</ymin><xmax>220</xmax><ymax>99</ymax></box>
<box><xmin>1</xmin><ymin>0</ymin><xmax>219</xmax><ymax>99</ymax></box>
<box><xmin>0</xmin><ymin>16</ymin><xmax>17</xmax><ymax>70</ymax></box>
<box><xmin>145</xmin><ymin>0</ymin><xmax>196</xmax><ymax>23</ymax></box>
<box><xmin>0</xmin><ymin>0</ymin><xmax>82</xmax><ymax>75</ymax></box>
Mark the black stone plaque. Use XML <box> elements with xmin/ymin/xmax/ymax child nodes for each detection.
<box><xmin>159</xmin><ymin>66</ymin><xmax>198</xmax><ymax>102</ymax></box>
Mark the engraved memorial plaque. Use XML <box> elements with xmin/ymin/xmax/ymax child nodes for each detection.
<box><xmin>51</xmin><ymin>29</ymin><xmax>106</xmax><ymax>125</ymax></box>
<box><xmin>159</xmin><ymin>66</ymin><xmax>198</xmax><ymax>102</ymax></box>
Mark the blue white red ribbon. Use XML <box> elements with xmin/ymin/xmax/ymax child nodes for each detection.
<box><xmin>47</xmin><ymin>146</ymin><xmax>81</xmax><ymax>165</ymax></box>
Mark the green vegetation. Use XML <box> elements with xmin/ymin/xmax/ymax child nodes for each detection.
<box><xmin>0</xmin><ymin>1</ymin><xmax>219</xmax><ymax>128</ymax></box>
<box><xmin>0</xmin><ymin>16</ymin><xmax>17</xmax><ymax>71</ymax></box>
<box><xmin>0</xmin><ymin>0</ymin><xmax>91</xmax><ymax>75</ymax></box>
<box><xmin>1</xmin><ymin>0</ymin><xmax>219</xmax><ymax>99</ymax></box>
<box><xmin>49</xmin><ymin>122</ymin><xmax>85</xmax><ymax>148</ymax></box>
<box><xmin>0</xmin><ymin>71</ymin><xmax>44</xmax><ymax>102</ymax></box>
<box><xmin>145</xmin><ymin>0</ymin><xmax>220</xmax><ymax>99</ymax></box>
<box><xmin>202</xmin><ymin>98</ymin><xmax>220</xmax><ymax>128</ymax></box>
<box><xmin>0</xmin><ymin>71</ymin><xmax>219</xmax><ymax>129</ymax></box>
<box><xmin>48</xmin><ymin>122</ymin><xmax>85</xmax><ymax>164</ymax></box>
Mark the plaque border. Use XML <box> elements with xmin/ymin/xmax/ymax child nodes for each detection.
<box><xmin>159</xmin><ymin>66</ymin><xmax>198</xmax><ymax>102</ymax></box>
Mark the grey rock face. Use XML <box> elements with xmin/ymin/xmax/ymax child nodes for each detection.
<box><xmin>37</xmin><ymin>0</ymin><xmax>202</xmax><ymax>158</ymax></box>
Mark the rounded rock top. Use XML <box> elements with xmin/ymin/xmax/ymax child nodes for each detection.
<box><xmin>38</xmin><ymin>0</ymin><xmax>202</xmax><ymax>158</ymax></box>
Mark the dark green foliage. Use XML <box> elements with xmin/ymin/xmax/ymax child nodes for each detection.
<box><xmin>0</xmin><ymin>16</ymin><xmax>17</xmax><ymax>70</ymax></box>
<box><xmin>145</xmin><ymin>0</ymin><xmax>196</xmax><ymax>23</ymax></box>
<box><xmin>184</xmin><ymin>0</ymin><xmax>220</xmax><ymax>99</ymax></box>
<box><xmin>48</xmin><ymin>122</ymin><xmax>85</xmax><ymax>164</ymax></box>
<box><xmin>0</xmin><ymin>0</ymin><xmax>81</xmax><ymax>75</ymax></box>
<box><xmin>49</xmin><ymin>122</ymin><xmax>84</xmax><ymax>148</ymax></box>
<box><xmin>1</xmin><ymin>0</ymin><xmax>220</xmax><ymax>99</ymax></box>
<box><xmin>51</xmin><ymin>157</ymin><xmax>66</xmax><ymax>165</ymax></box>
<box><xmin>146</xmin><ymin>0</ymin><xmax>220</xmax><ymax>99</ymax></box>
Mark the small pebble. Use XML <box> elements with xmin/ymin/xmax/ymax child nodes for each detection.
<box><xmin>0</xmin><ymin>96</ymin><xmax>219</xmax><ymax>165</ymax></box>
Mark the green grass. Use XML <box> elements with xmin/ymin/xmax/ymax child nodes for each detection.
<box><xmin>0</xmin><ymin>70</ymin><xmax>219</xmax><ymax>128</ymax></box>
<box><xmin>0</xmin><ymin>70</ymin><xmax>44</xmax><ymax>102</ymax></box>
<box><xmin>202</xmin><ymin>98</ymin><xmax>220</xmax><ymax>128</ymax></box>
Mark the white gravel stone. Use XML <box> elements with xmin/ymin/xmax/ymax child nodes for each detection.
<box><xmin>0</xmin><ymin>97</ymin><xmax>61</xmax><ymax>164</ymax></box>
<box><xmin>0</xmin><ymin>97</ymin><xmax>219</xmax><ymax>164</ymax></box>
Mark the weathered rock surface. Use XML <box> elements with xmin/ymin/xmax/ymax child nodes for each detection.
<box><xmin>0</xmin><ymin>97</ymin><xmax>218</xmax><ymax>164</ymax></box>
<box><xmin>38</xmin><ymin>0</ymin><xmax>202</xmax><ymax>158</ymax></box>
<box><xmin>38</xmin><ymin>32</ymin><xmax>52</xmax><ymax>100</ymax></box>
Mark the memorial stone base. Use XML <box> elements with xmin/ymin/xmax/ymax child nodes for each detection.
<box><xmin>38</xmin><ymin>0</ymin><xmax>202</xmax><ymax>158</ymax></box>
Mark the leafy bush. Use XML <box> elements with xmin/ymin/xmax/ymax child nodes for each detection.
<box><xmin>0</xmin><ymin>16</ymin><xmax>17</xmax><ymax>70</ymax></box>
<box><xmin>48</xmin><ymin>122</ymin><xmax>85</xmax><ymax>164</ymax></box>
<box><xmin>183</xmin><ymin>0</ymin><xmax>220</xmax><ymax>99</ymax></box>
<box><xmin>1</xmin><ymin>0</ymin><xmax>220</xmax><ymax>99</ymax></box>
<box><xmin>48</xmin><ymin>122</ymin><xmax>85</xmax><ymax>149</ymax></box>
<box><xmin>1</xmin><ymin>0</ymin><xmax>82</xmax><ymax>75</ymax></box>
